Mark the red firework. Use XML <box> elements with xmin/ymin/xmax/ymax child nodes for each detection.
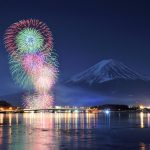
<box><xmin>4</xmin><ymin>19</ymin><xmax>53</xmax><ymax>54</ymax></box>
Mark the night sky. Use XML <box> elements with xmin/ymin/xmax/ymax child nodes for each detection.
<box><xmin>1</xmin><ymin>0</ymin><xmax>150</xmax><ymax>96</ymax></box>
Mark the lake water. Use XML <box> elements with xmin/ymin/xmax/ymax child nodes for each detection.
<box><xmin>0</xmin><ymin>112</ymin><xmax>150</xmax><ymax>150</ymax></box>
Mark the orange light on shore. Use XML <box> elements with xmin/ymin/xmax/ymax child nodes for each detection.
<box><xmin>9</xmin><ymin>107</ymin><xmax>12</xmax><ymax>110</ymax></box>
<box><xmin>140</xmin><ymin>105</ymin><xmax>144</xmax><ymax>110</ymax></box>
<box><xmin>0</xmin><ymin>108</ymin><xmax>4</xmax><ymax>111</ymax></box>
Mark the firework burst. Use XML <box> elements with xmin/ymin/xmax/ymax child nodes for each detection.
<box><xmin>16</xmin><ymin>28</ymin><xmax>44</xmax><ymax>54</ymax></box>
<box><xmin>34</xmin><ymin>64</ymin><xmax>58</xmax><ymax>93</ymax></box>
<box><xmin>22</xmin><ymin>53</ymin><xmax>45</xmax><ymax>74</ymax></box>
<box><xmin>9</xmin><ymin>55</ymin><xmax>34</xmax><ymax>89</ymax></box>
<box><xmin>4</xmin><ymin>19</ymin><xmax>53</xmax><ymax>55</ymax></box>
<box><xmin>9</xmin><ymin>51</ymin><xmax>58</xmax><ymax>90</ymax></box>
<box><xmin>23</xmin><ymin>93</ymin><xmax>54</xmax><ymax>109</ymax></box>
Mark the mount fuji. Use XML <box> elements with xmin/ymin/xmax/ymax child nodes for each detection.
<box><xmin>66</xmin><ymin>59</ymin><xmax>150</xmax><ymax>96</ymax></box>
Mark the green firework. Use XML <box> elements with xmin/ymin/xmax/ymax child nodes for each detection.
<box><xmin>9</xmin><ymin>56</ymin><xmax>34</xmax><ymax>89</ymax></box>
<box><xmin>16</xmin><ymin>28</ymin><xmax>44</xmax><ymax>54</ymax></box>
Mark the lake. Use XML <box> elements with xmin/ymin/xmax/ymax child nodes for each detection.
<box><xmin>0</xmin><ymin>112</ymin><xmax>150</xmax><ymax>150</ymax></box>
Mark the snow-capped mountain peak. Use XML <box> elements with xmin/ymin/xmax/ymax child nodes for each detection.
<box><xmin>67</xmin><ymin>59</ymin><xmax>149</xmax><ymax>85</ymax></box>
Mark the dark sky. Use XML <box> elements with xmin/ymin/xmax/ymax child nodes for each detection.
<box><xmin>0</xmin><ymin>0</ymin><xmax>150</xmax><ymax>95</ymax></box>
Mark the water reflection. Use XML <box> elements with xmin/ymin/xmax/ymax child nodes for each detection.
<box><xmin>0</xmin><ymin>114</ymin><xmax>3</xmax><ymax>145</ymax></box>
<box><xmin>139</xmin><ymin>142</ymin><xmax>146</xmax><ymax>150</ymax></box>
<box><xmin>0</xmin><ymin>112</ymin><xmax>149</xmax><ymax>149</ymax></box>
<box><xmin>148</xmin><ymin>113</ymin><xmax>150</xmax><ymax>127</ymax></box>
<box><xmin>139</xmin><ymin>112</ymin><xmax>150</xmax><ymax>128</ymax></box>
<box><xmin>140</xmin><ymin>112</ymin><xmax>144</xmax><ymax>128</ymax></box>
